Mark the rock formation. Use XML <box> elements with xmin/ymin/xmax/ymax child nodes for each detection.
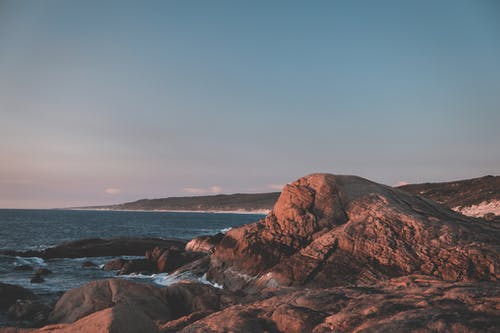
<box><xmin>208</xmin><ymin>174</ymin><xmax>499</xmax><ymax>290</ymax></box>
<box><xmin>2</xmin><ymin>173</ymin><xmax>499</xmax><ymax>333</ymax></box>
<box><xmin>0</xmin><ymin>238</ymin><xmax>186</xmax><ymax>259</ymax></box>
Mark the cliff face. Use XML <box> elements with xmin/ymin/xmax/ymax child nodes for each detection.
<box><xmin>208</xmin><ymin>174</ymin><xmax>499</xmax><ymax>290</ymax></box>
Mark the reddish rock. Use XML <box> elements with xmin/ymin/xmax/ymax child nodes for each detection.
<box><xmin>179</xmin><ymin>276</ymin><xmax>500</xmax><ymax>333</ymax></box>
<box><xmin>209</xmin><ymin>174</ymin><xmax>500</xmax><ymax>290</ymax></box>
<box><xmin>185</xmin><ymin>233</ymin><xmax>224</xmax><ymax>253</ymax></box>
<box><xmin>48</xmin><ymin>279</ymin><xmax>172</xmax><ymax>324</ymax></box>
<box><xmin>23</xmin><ymin>305</ymin><xmax>160</xmax><ymax>333</ymax></box>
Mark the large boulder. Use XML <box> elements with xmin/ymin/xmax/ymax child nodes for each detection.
<box><xmin>48</xmin><ymin>279</ymin><xmax>172</xmax><ymax>324</ymax></box>
<box><xmin>208</xmin><ymin>174</ymin><xmax>500</xmax><ymax>290</ymax></box>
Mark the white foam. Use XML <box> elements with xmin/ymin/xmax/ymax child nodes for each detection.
<box><xmin>199</xmin><ymin>273</ymin><xmax>223</xmax><ymax>289</ymax></box>
<box><xmin>220</xmin><ymin>227</ymin><xmax>232</xmax><ymax>233</ymax></box>
<box><xmin>15</xmin><ymin>256</ymin><xmax>46</xmax><ymax>266</ymax></box>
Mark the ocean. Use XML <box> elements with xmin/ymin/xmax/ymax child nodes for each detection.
<box><xmin>0</xmin><ymin>209</ymin><xmax>263</xmax><ymax>298</ymax></box>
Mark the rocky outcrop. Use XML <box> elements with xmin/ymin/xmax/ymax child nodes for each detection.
<box><xmin>101</xmin><ymin>246</ymin><xmax>206</xmax><ymax>275</ymax></box>
<box><xmin>179</xmin><ymin>276</ymin><xmax>500</xmax><ymax>333</ymax></box>
<box><xmin>2</xmin><ymin>173</ymin><xmax>499</xmax><ymax>333</ymax></box>
<box><xmin>185</xmin><ymin>233</ymin><xmax>224</xmax><ymax>253</ymax></box>
<box><xmin>0</xmin><ymin>238</ymin><xmax>186</xmax><ymax>259</ymax></box>
<box><xmin>208</xmin><ymin>174</ymin><xmax>500</xmax><ymax>290</ymax></box>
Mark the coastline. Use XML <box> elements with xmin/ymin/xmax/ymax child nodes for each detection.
<box><xmin>65</xmin><ymin>208</ymin><xmax>270</xmax><ymax>215</ymax></box>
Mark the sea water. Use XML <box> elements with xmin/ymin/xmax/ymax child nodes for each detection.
<box><xmin>0</xmin><ymin>209</ymin><xmax>263</xmax><ymax>295</ymax></box>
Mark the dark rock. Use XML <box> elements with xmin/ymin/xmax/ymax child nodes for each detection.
<box><xmin>35</xmin><ymin>268</ymin><xmax>52</xmax><ymax>275</ymax></box>
<box><xmin>1</xmin><ymin>238</ymin><xmax>186</xmax><ymax>259</ymax></box>
<box><xmin>7</xmin><ymin>300</ymin><xmax>51</xmax><ymax>325</ymax></box>
<box><xmin>185</xmin><ymin>233</ymin><xmax>224</xmax><ymax>253</ymax></box>
<box><xmin>484</xmin><ymin>212</ymin><xmax>496</xmax><ymax>222</ymax></box>
<box><xmin>102</xmin><ymin>258</ymin><xmax>128</xmax><ymax>271</ymax></box>
<box><xmin>13</xmin><ymin>265</ymin><xmax>33</xmax><ymax>271</ymax></box>
<box><xmin>0</xmin><ymin>283</ymin><xmax>35</xmax><ymax>310</ymax></box>
<box><xmin>30</xmin><ymin>273</ymin><xmax>44</xmax><ymax>284</ymax></box>
<box><xmin>81</xmin><ymin>261</ymin><xmax>98</xmax><ymax>268</ymax></box>
<box><xmin>118</xmin><ymin>259</ymin><xmax>155</xmax><ymax>275</ymax></box>
<box><xmin>156</xmin><ymin>248</ymin><xmax>204</xmax><ymax>273</ymax></box>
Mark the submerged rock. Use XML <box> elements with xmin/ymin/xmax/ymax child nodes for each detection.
<box><xmin>81</xmin><ymin>261</ymin><xmax>98</xmax><ymax>268</ymax></box>
<box><xmin>30</xmin><ymin>273</ymin><xmax>44</xmax><ymax>284</ymax></box>
<box><xmin>13</xmin><ymin>265</ymin><xmax>33</xmax><ymax>271</ymax></box>
<box><xmin>35</xmin><ymin>268</ymin><xmax>52</xmax><ymax>275</ymax></box>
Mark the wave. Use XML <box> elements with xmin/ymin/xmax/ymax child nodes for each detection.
<box><xmin>15</xmin><ymin>256</ymin><xmax>46</xmax><ymax>266</ymax></box>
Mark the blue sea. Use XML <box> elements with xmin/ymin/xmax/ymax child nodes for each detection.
<box><xmin>0</xmin><ymin>209</ymin><xmax>263</xmax><ymax>297</ymax></box>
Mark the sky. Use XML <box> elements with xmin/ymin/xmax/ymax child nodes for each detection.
<box><xmin>0</xmin><ymin>0</ymin><xmax>499</xmax><ymax>208</ymax></box>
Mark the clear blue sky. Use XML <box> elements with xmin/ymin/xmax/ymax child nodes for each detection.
<box><xmin>1</xmin><ymin>0</ymin><xmax>499</xmax><ymax>208</ymax></box>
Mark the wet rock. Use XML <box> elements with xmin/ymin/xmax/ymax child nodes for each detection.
<box><xmin>102</xmin><ymin>258</ymin><xmax>128</xmax><ymax>271</ymax></box>
<box><xmin>81</xmin><ymin>261</ymin><xmax>98</xmax><ymax>268</ymax></box>
<box><xmin>30</xmin><ymin>273</ymin><xmax>44</xmax><ymax>284</ymax></box>
<box><xmin>2</xmin><ymin>238</ymin><xmax>187</xmax><ymax>259</ymax></box>
<box><xmin>13</xmin><ymin>265</ymin><xmax>33</xmax><ymax>271</ymax></box>
<box><xmin>118</xmin><ymin>259</ymin><xmax>155</xmax><ymax>275</ymax></box>
<box><xmin>35</xmin><ymin>268</ymin><xmax>52</xmax><ymax>275</ymax></box>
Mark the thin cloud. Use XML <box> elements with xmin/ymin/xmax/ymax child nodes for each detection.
<box><xmin>104</xmin><ymin>187</ymin><xmax>121</xmax><ymax>195</ymax></box>
<box><xmin>395</xmin><ymin>181</ymin><xmax>408</xmax><ymax>187</ymax></box>
<box><xmin>210</xmin><ymin>186</ymin><xmax>223</xmax><ymax>194</ymax></box>
<box><xmin>267</xmin><ymin>184</ymin><xmax>285</xmax><ymax>191</ymax></box>
<box><xmin>183</xmin><ymin>186</ymin><xmax>223</xmax><ymax>195</ymax></box>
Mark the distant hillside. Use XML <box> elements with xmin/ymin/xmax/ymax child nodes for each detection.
<box><xmin>83</xmin><ymin>192</ymin><xmax>281</xmax><ymax>213</ymax></box>
<box><xmin>399</xmin><ymin>175</ymin><xmax>500</xmax><ymax>217</ymax></box>
<box><xmin>80</xmin><ymin>175</ymin><xmax>499</xmax><ymax>217</ymax></box>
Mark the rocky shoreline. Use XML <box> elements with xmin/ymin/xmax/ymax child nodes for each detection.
<box><xmin>1</xmin><ymin>173</ymin><xmax>499</xmax><ymax>332</ymax></box>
